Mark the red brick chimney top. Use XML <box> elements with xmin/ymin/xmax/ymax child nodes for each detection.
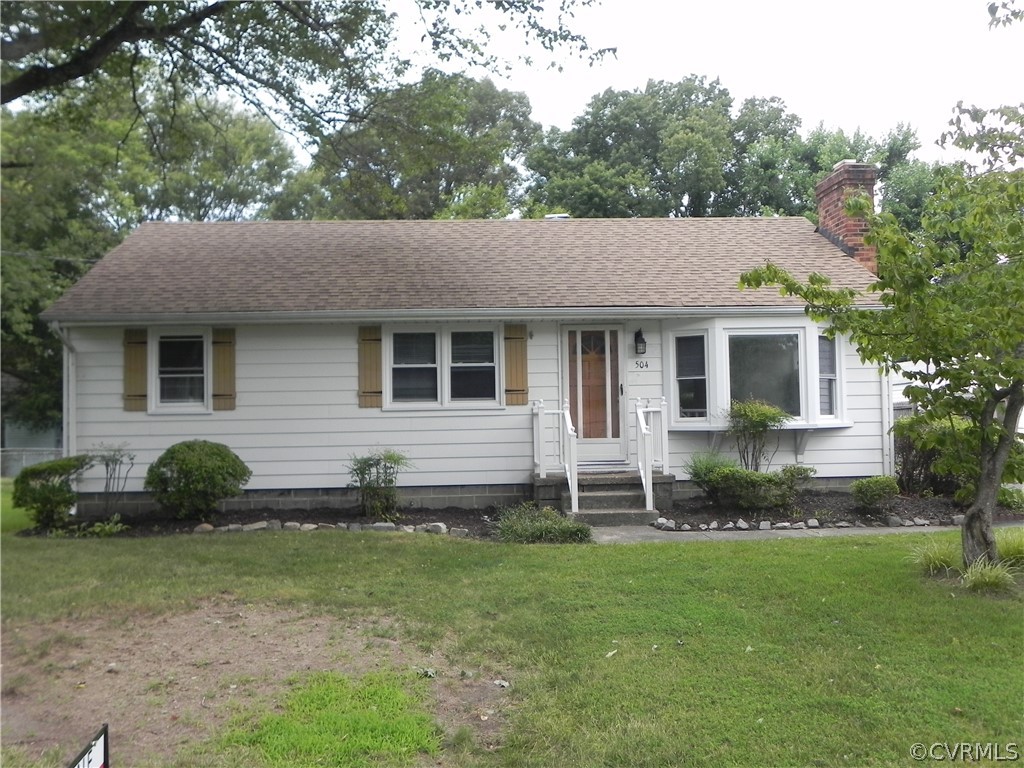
<box><xmin>815</xmin><ymin>160</ymin><xmax>878</xmax><ymax>275</ymax></box>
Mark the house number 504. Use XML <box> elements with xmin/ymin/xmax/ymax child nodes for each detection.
<box><xmin>634</xmin><ymin>360</ymin><xmax>649</xmax><ymax>369</ymax></box>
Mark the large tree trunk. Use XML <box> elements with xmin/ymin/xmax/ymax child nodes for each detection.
<box><xmin>961</xmin><ymin>380</ymin><xmax>1024</xmax><ymax>566</ymax></box>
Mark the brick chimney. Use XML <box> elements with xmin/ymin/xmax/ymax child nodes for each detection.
<box><xmin>815</xmin><ymin>160</ymin><xmax>878</xmax><ymax>274</ymax></box>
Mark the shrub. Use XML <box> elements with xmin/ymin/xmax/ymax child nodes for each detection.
<box><xmin>893</xmin><ymin>413</ymin><xmax>1024</xmax><ymax>499</ymax></box>
<box><xmin>144</xmin><ymin>440</ymin><xmax>252</xmax><ymax>520</ymax></box>
<box><xmin>91</xmin><ymin>442</ymin><xmax>135</xmax><ymax>516</ymax></box>
<box><xmin>697</xmin><ymin>464</ymin><xmax>816</xmax><ymax>511</ymax></box>
<box><xmin>684</xmin><ymin>452</ymin><xmax>739</xmax><ymax>504</ymax></box>
<box><xmin>496</xmin><ymin>502</ymin><xmax>591</xmax><ymax>544</ymax></box>
<box><xmin>12</xmin><ymin>454</ymin><xmax>94</xmax><ymax>531</ymax></box>
<box><xmin>348</xmin><ymin>449</ymin><xmax>411</xmax><ymax>521</ymax></box>
<box><xmin>998</xmin><ymin>487</ymin><xmax>1024</xmax><ymax>513</ymax></box>
<box><xmin>850</xmin><ymin>476</ymin><xmax>900</xmax><ymax>511</ymax></box>
<box><xmin>727</xmin><ymin>399</ymin><xmax>789</xmax><ymax>471</ymax></box>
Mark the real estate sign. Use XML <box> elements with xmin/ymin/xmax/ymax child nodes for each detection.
<box><xmin>67</xmin><ymin>724</ymin><xmax>108</xmax><ymax>768</ymax></box>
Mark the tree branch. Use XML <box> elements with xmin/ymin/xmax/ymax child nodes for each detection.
<box><xmin>1</xmin><ymin>1</ymin><xmax>233</xmax><ymax>104</ymax></box>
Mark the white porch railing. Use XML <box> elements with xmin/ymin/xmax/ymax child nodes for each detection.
<box><xmin>634</xmin><ymin>397</ymin><xmax>669</xmax><ymax>511</ymax></box>
<box><xmin>532</xmin><ymin>399</ymin><xmax>579</xmax><ymax>514</ymax></box>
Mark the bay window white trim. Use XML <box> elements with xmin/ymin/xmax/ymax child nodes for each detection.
<box><xmin>663</xmin><ymin>317</ymin><xmax>848</xmax><ymax>431</ymax></box>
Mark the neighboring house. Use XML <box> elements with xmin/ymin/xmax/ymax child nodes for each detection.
<box><xmin>41</xmin><ymin>161</ymin><xmax>891</xmax><ymax>516</ymax></box>
<box><xmin>1</xmin><ymin>372</ymin><xmax>62</xmax><ymax>477</ymax></box>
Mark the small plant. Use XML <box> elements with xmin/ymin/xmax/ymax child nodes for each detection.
<box><xmin>960</xmin><ymin>559</ymin><xmax>1017</xmax><ymax>593</ymax></box>
<box><xmin>144</xmin><ymin>440</ymin><xmax>252</xmax><ymax>520</ymax></box>
<box><xmin>347</xmin><ymin>449</ymin><xmax>411</xmax><ymax>521</ymax></box>
<box><xmin>727</xmin><ymin>399</ymin><xmax>789</xmax><ymax>471</ymax></box>
<box><xmin>77</xmin><ymin>514</ymin><xmax>131</xmax><ymax>538</ymax></box>
<box><xmin>684</xmin><ymin>452</ymin><xmax>739</xmax><ymax>504</ymax></box>
<box><xmin>496</xmin><ymin>502</ymin><xmax>592</xmax><ymax>544</ymax></box>
<box><xmin>998</xmin><ymin>487</ymin><xmax>1024</xmax><ymax>513</ymax></box>
<box><xmin>850</xmin><ymin>476</ymin><xmax>900</xmax><ymax>512</ymax></box>
<box><xmin>90</xmin><ymin>442</ymin><xmax>135</xmax><ymax>516</ymax></box>
<box><xmin>12</xmin><ymin>454</ymin><xmax>94</xmax><ymax>531</ymax></box>
<box><xmin>908</xmin><ymin>538</ymin><xmax>962</xmax><ymax>576</ymax></box>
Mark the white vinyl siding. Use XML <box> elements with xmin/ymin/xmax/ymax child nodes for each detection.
<box><xmin>66</xmin><ymin>315</ymin><xmax>886</xmax><ymax>494</ymax></box>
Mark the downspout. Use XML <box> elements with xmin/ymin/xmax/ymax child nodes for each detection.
<box><xmin>49</xmin><ymin>322</ymin><xmax>76</xmax><ymax>459</ymax></box>
<box><xmin>879</xmin><ymin>368</ymin><xmax>894</xmax><ymax>476</ymax></box>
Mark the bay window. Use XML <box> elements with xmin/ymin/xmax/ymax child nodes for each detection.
<box><xmin>675</xmin><ymin>335</ymin><xmax>708</xmax><ymax>418</ymax></box>
<box><xmin>728</xmin><ymin>333</ymin><xmax>801</xmax><ymax>416</ymax></box>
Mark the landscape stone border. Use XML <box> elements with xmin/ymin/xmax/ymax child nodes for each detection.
<box><xmin>193</xmin><ymin>520</ymin><xmax>471</xmax><ymax>537</ymax></box>
<box><xmin>650</xmin><ymin>513</ymin><xmax>966</xmax><ymax>532</ymax></box>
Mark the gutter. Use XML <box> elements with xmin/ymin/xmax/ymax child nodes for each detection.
<box><xmin>48</xmin><ymin>322</ymin><xmax>76</xmax><ymax>459</ymax></box>
<box><xmin>42</xmin><ymin>304</ymin><xmax>884</xmax><ymax>328</ymax></box>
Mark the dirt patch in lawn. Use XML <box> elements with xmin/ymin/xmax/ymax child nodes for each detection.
<box><xmin>1</xmin><ymin>598</ymin><xmax>511</xmax><ymax>766</ymax></box>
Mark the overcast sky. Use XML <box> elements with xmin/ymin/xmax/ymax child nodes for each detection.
<box><xmin>426</xmin><ymin>0</ymin><xmax>1021</xmax><ymax>164</ymax></box>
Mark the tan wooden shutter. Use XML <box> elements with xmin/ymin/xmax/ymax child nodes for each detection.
<box><xmin>212</xmin><ymin>328</ymin><xmax>236</xmax><ymax>411</ymax></box>
<box><xmin>503</xmin><ymin>324</ymin><xmax>529</xmax><ymax>405</ymax></box>
<box><xmin>358</xmin><ymin>326</ymin><xmax>383</xmax><ymax>407</ymax></box>
<box><xmin>123</xmin><ymin>328</ymin><xmax>148</xmax><ymax>411</ymax></box>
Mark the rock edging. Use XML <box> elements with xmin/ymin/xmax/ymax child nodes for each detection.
<box><xmin>650</xmin><ymin>514</ymin><xmax>961</xmax><ymax>533</ymax></box>
<box><xmin>193</xmin><ymin>520</ymin><xmax>471</xmax><ymax>537</ymax></box>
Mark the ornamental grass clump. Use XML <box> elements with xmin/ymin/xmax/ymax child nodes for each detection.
<box><xmin>144</xmin><ymin>440</ymin><xmax>252</xmax><ymax>520</ymax></box>
<box><xmin>496</xmin><ymin>502</ymin><xmax>591</xmax><ymax>544</ymax></box>
<box><xmin>907</xmin><ymin>538</ymin><xmax>962</xmax><ymax>576</ymax></box>
<box><xmin>997</xmin><ymin>526</ymin><xmax>1024</xmax><ymax>570</ymax></box>
<box><xmin>960</xmin><ymin>559</ymin><xmax>1017</xmax><ymax>593</ymax></box>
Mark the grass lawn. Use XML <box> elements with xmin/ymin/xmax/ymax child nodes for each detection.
<box><xmin>1</xmin><ymin>513</ymin><xmax>1021</xmax><ymax>766</ymax></box>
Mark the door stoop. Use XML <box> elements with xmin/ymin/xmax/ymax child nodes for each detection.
<box><xmin>533</xmin><ymin>470</ymin><xmax>676</xmax><ymax>524</ymax></box>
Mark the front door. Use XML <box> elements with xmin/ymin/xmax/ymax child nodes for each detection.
<box><xmin>566</xmin><ymin>327</ymin><xmax>627</xmax><ymax>463</ymax></box>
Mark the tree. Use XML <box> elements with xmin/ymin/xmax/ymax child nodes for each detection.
<box><xmin>524</xmin><ymin>76</ymin><xmax>925</xmax><ymax>220</ymax></box>
<box><xmin>740</xmin><ymin>156</ymin><xmax>1023</xmax><ymax>565</ymax></box>
<box><xmin>275</xmin><ymin>70</ymin><xmax>538</xmax><ymax>220</ymax></box>
<box><xmin>1</xmin><ymin>1</ymin><xmax>605</xmax><ymax>138</ymax></box>
<box><xmin>1</xmin><ymin>79</ymin><xmax>296</xmax><ymax>428</ymax></box>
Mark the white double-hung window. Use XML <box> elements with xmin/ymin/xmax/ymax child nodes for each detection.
<box><xmin>387</xmin><ymin>327</ymin><xmax>499</xmax><ymax>407</ymax></box>
<box><xmin>148</xmin><ymin>328</ymin><xmax>212</xmax><ymax>412</ymax></box>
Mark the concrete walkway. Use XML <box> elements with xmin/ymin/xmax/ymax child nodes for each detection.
<box><xmin>591</xmin><ymin>521</ymin><xmax>1024</xmax><ymax>544</ymax></box>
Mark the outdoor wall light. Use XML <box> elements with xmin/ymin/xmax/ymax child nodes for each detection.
<box><xmin>634</xmin><ymin>329</ymin><xmax>647</xmax><ymax>356</ymax></box>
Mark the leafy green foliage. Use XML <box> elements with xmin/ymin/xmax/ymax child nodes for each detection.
<box><xmin>496</xmin><ymin>502</ymin><xmax>592</xmax><ymax>544</ymax></box>
<box><xmin>12</xmin><ymin>454</ymin><xmax>93</xmax><ymax>531</ymax></box>
<box><xmin>347</xmin><ymin>450</ymin><xmax>411</xmax><ymax>521</ymax></box>
<box><xmin>850</xmin><ymin>476</ymin><xmax>901</xmax><ymax>512</ymax></box>
<box><xmin>144</xmin><ymin>440</ymin><xmax>252</xmax><ymax>520</ymax></box>
<box><xmin>893</xmin><ymin>413</ymin><xmax>1024</xmax><ymax>502</ymax></box>
<box><xmin>281</xmin><ymin>70</ymin><xmax>538</xmax><ymax>221</ymax></box>
<box><xmin>525</xmin><ymin>76</ymin><xmax>926</xmax><ymax>220</ymax></box>
<box><xmin>684</xmin><ymin>452</ymin><xmax>739</xmax><ymax>493</ymax></box>
<box><xmin>727</xmin><ymin>399</ymin><xmax>790</xmax><ymax>471</ymax></box>
<box><xmin>690</xmin><ymin>464</ymin><xmax>816</xmax><ymax>511</ymax></box>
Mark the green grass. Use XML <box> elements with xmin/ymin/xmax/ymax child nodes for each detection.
<box><xmin>2</xmin><ymin>527</ymin><xmax>1022</xmax><ymax>767</ymax></box>
<box><xmin>222</xmin><ymin>671</ymin><xmax>441</xmax><ymax>766</ymax></box>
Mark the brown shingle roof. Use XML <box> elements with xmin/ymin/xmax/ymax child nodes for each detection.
<box><xmin>42</xmin><ymin>218</ymin><xmax>878</xmax><ymax>322</ymax></box>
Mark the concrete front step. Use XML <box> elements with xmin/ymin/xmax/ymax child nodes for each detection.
<box><xmin>569</xmin><ymin>508</ymin><xmax>661</xmax><ymax>527</ymax></box>
<box><xmin>564</xmin><ymin>489</ymin><xmax>647</xmax><ymax>511</ymax></box>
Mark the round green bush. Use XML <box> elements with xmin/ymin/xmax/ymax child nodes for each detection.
<box><xmin>144</xmin><ymin>440</ymin><xmax>252</xmax><ymax>519</ymax></box>
<box><xmin>850</xmin><ymin>475</ymin><xmax>900</xmax><ymax>511</ymax></box>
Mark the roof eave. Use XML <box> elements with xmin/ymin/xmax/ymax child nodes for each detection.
<box><xmin>44</xmin><ymin>303</ymin><xmax>881</xmax><ymax>328</ymax></box>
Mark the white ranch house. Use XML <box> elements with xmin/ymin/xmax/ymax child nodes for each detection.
<box><xmin>42</xmin><ymin>161</ymin><xmax>890</xmax><ymax>518</ymax></box>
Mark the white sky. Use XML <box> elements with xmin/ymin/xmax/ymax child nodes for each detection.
<box><xmin>406</xmin><ymin>0</ymin><xmax>1022</xmax><ymax>164</ymax></box>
